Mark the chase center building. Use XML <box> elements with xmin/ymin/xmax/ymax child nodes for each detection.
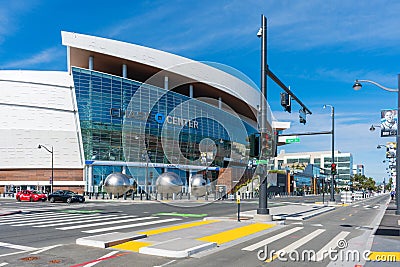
<box><xmin>0</xmin><ymin>31</ymin><xmax>280</xmax><ymax>194</ymax></box>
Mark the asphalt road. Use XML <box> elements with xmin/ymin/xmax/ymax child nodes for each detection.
<box><xmin>0</xmin><ymin>193</ymin><xmax>385</xmax><ymax>267</ymax></box>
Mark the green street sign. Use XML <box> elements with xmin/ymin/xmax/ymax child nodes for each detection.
<box><xmin>286</xmin><ymin>137</ymin><xmax>300</xmax><ymax>144</ymax></box>
<box><xmin>256</xmin><ymin>159</ymin><xmax>268</xmax><ymax>165</ymax></box>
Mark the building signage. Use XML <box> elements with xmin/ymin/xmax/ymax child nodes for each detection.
<box><xmin>111</xmin><ymin>109</ymin><xmax>199</xmax><ymax>128</ymax></box>
<box><xmin>155</xmin><ymin>113</ymin><xmax>199</xmax><ymax>129</ymax></box>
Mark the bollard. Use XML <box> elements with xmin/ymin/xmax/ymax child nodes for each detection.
<box><xmin>95</xmin><ymin>193</ymin><xmax>98</xmax><ymax>199</ymax></box>
<box><xmin>89</xmin><ymin>193</ymin><xmax>92</xmax><ymax>199</ymax></box>
<box><xmin>102</xmin><ymin>192</ymin><xmax>105</xmax><ymax>199</ymax></box>
<box><xmin>109</xmin><ymin>193</ymin><xmax>112</xmax><ymax>200</ymax></box>
<box><xmin>187</xmin><ymin>193</ymin><xmax>190</xmax><ymax>200</ymax></box>
<box><xmin>160</xmin><ymin>193</ymin><xmax>163</xmax><ymax>200</ymax></box>
<box><xmin>123</xmin><ymin>193</ymin><xmax>127</xmax><ymax>200</ymax></box>
<box><xmin>131</xmin><ymin>191</ymin><xmax>134</xmax><ymax>200</ymax></box>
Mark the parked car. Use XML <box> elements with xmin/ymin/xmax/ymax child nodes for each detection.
<box><xmin>16</xmin><ymin>190</ymin><xmax>47</xmax><ymax>202</ymax></box>
<box><xmin>48</xmin><ymin>190</ymin><xmax>85</xmax><ymax>204</ymax></box>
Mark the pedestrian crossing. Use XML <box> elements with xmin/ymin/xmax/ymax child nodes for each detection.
<box><xmin>241</xmin><ymin>226</ymin><xmax>353</xmax><ymax>263</ymax></box>
<box><xmin>0</xmin><ymin>211</ymin><xmax>182</xmax><ymax>235</ymax></box>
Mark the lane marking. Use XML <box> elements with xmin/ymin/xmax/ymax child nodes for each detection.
<box><xmin>30</xmin><ymin>244</ymin><xmax>63</xmax><ymax>255</ymax></box>
<box><xmin>0</xmin><ymin>212</ymin><xmax>80</xmax><ymax>224</ymax></box>
<box><xmin>0</xmin><ymin>263</ymin><xmax>8</xmax><ymax>266</ymax></box>
<box><xmin>83</xmin><ymin>218</ymin><xmax>182</xmax><ymax>234</ymax></box>
<box><xmin>197</xmin><ymin>223</ymin><xmax>275</xmax><ymax>245</ymax></box>
<box><xmin>153</xmin><ymin>212</ymin><xmax>208</xmax><ymax>218</ymax></box>
<box><xmin>0</xmin><ymin>242</ymin><xmax>37</xmax><ymax>251</ymax></box>
<box><xmin>353</xmin><ymin>204</ymin><xmax>359</xmax><ymax>207</ymax></box>
<box><xmin>242</xmin><ymin>227</ymin><xmax>303</xmax><ymax>251</ymax></box>
<box><xmin>154</xmin><ymin>260</ymin><xmax>176</xmax><ymax>267</ymax></box>
<box><xmin>13</xmin><ymin>214</ymin><xmax>122</xmax><ymax>227</ymax></box>
<box><xmin>266</xmin><ymin>229</ymin><xmax>325</xmax><ymax>262</ymax></box>
<box><xmin>138</xmin><ymin>220</ymin><xmax>219</xmax><ymax>236</ymax></box>
<box><xmin>57</xmin><ymin>216</ymin><xmax>151</xmax><ymax>230</ymax></box>
<box><xmin>313</xmin><ymin>231</ymin><xmax>350</xmax><ymax>261</ymax></box>
<box><xmin>112</xmin><ymin>241</ymin><xmax>152</xmax><ymax>252</ymax></box>
<box><xmin>69</xmin><ymin>251</ymin><xmax>129</xmax><ymax>267</ymax></box>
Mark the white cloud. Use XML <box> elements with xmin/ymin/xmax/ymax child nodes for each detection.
<box><xmin>1</xmin><ymin>47</ymin><xmax>63</xmax><ymax>69</ymax></box>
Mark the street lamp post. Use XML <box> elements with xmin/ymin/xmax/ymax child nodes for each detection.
<box><xmin>38</xmin><ymin>144</ymin><xmax>54</xmax><ymax>194</ymax></box>
<box><xmin>353</xmin><ymin>76</ymin><xmax>400</xmax><ymax>215</ymax></box>
<box><xmin>142</xmin><ymin>150</ymin><xmax>150</xmax><ymax>200</ymax></box>
<box><xmin>257</xmin><ymin>14</ymin><xmax>269</xmax><ymax>216</ymax></box>
<box><xmin>323</xmin><ymin>105</ymin><xmax>335</xmax><ymax>202</ymax></box>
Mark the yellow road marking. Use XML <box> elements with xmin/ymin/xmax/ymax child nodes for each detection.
<box><xmin>266</xmin><ymin>254</ymin><xmax>279</xmax><ymax>262</ymax></box>
<box><xmin>138</xmin><ymin>220</ymin><xmax>220</xmax><ymax>236</ymax></box>
<box><xmin>197</xmin><ymin>223</ymin><xmax>274</xmax><ymax>245</ymax></box>
<box><xmin>349</xmin><ymin>214</ymin><xmax>353</xmax><ymax>216</ymax></box>
<box><xmin>112</xmin><ymin>241</ymin><xmax>152</xmax><ymax>252</ymax></box>
<box><xmin>369</xmin><ymin>251</ymin><xmax>400</xmax><ymax>261</ymax></box>
<box><xmin>341</xmin><ymin>218</ymin><xmax>346</xmax><ymax>220</ymax></box>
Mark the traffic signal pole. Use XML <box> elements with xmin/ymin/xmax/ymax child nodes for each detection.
<box><xmin>330</xmin><ymin>106</ymin><xmax>335</xmax><ymax>202</ymax></box>
<box><xmin>257</xmin><ymin>15</ymin><xmax>269</xmax><ymax>216</ymax></box>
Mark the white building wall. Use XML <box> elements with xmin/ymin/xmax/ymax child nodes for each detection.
<box><xmin>0</xmin><ymin>71</ymin><xmax>83</xmax><ymax>169</ymax></box>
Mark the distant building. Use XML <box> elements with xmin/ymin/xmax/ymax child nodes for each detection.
<box><xmin>352</xmin><ymin>164</ymin><xmax>364</xmax><ymax>176</ymax></box>
<box><xmin>273</xmin><ymin>150</ymin><xmax>353</xmax><ymax>188</ymax></box>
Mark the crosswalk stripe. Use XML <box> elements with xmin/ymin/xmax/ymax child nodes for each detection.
<box><xmin>0</xmin><ymin>241</ymin><xmax>37</xmax><ymax>251</ymax></box>
<box><xmin>353</xmin><ymin>204</ymin><xmax>359</xmax><ymax>207</ymax></box>
<box><xmin>242</xmin><ymin>227</ymin><xmax>303</xmax><ymax>251</ymax></box>
<box><xmin>32</xmin><ymin>215</ymin><xmax>124</xmax><ymax>228</ymax></box>
<box><xmin>313</xmin><ymin>231</ymin><xmax>350</xmax><ymax>261</ymax></box>
<box><xmin>0</xmin><ymin>213</ymin><xmax>86</xmax><ymax>225</ymax></box>
<box><xmin>82</xmin><ymin>218</ymin><xmax>182</xmax><ymax>234</ymax></box>
<box><xmin>0</xmin><ymin>212</ymin><xmax>61</xmax><ymax>221</ymax></box>
<box><xmin>266</xmin><ymin>229</ymin><xmax>325</xmax><ymax>262</ymax></box>
<box><xmin>14</xmin><ymin>214</ymin><xmax>123</xmax><ymax>227</ymax></box>
<box><xmin>373</xmin><ymin>205</ymin><xmax>379</xmax><ymax>209</ymax></box>
<box><xmin>57</xmin><ymin>216</ymin><xmax>158</xmax><ymax>231</ymax></box>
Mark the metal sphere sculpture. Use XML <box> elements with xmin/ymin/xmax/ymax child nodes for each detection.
<box><xmin>104</xmin><ymin>173</ymin><xmax>132</xmax><ymax>195</ymax></box>
<box><xmin>155</xmin><ymin>172</ymin><xmax>183</xmax><ymax>194</ymax></box>
<box><xmin>190</xmin><ymin>174</ymin><xmax>210</xmax><ymax>197</ymax></box>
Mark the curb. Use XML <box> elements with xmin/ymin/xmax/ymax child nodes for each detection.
<box><xmin>76</xmin><ymin>232</ymin><xmax>147</xmax><ymax>248</ymax></box>
<box><xmin>139</xmin><ymin>239</ymin><xmax>217</xmax><ymax>258</ymax></box>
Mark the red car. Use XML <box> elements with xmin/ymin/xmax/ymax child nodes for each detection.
<box><xmin>16</xmin><ymin>190</ymin><xmax>47</xmax><ymax>202</ymax></box>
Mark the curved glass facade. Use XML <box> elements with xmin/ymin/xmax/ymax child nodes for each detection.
<box><xmin>72</xmin><ymin>67</ymin><xmax>258</xmax><ymax>189</ymax></box>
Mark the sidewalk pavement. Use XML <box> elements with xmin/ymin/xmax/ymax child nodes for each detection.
<box><xmin>364</xmin><ymin>198</ymin><xmax>400</xmax><ymax>265</ymax></box>
<box><xmin>76</xmin><ymin>203</ymin><xmax>335</xmax><ymax>258</ymax></box>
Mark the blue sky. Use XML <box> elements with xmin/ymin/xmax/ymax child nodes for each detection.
<box><xmin>1</xmin><ymin>0</ymin><xmax>400</xmax><ymax>182</ymax></box>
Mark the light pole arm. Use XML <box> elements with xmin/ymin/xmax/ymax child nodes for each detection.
<box><xmin>356</xmin><ymin>79</ymin><xmax>398</xmax><ymax>92</ymax></box>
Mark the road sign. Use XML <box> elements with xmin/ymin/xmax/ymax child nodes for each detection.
<box><xmin>255</xmin><ymin>159</ymin><xmax>268</xmax><ymax>165</ymax></box>
<box><xmin>285</xmin><ymin>137</ymin><xmax>300</xmax><ymax>144</ymax></box>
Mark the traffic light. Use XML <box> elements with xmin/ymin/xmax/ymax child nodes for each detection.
<box><xmin>299</xmin><ymin>109</ymin><xmax>306</xmax><ymax>124</ymax></box>
<box><xmin>280</xmin><ymin>92</ymin><xmax>291</xmax><ymax>113</ymax></box>
<box><xmin>331</xmin><ymin>163</ymin><xmax>337</xmax><ymax>175</ymax></box>
<box><xmin>249</xmin><ymin>133</ymin><xmax>260</xmax><ymax>158</ymax></box>
<box><xmin>260</xmin><ymin>133</ymin><xmax>269</xmax><ymax>158</ymax></box>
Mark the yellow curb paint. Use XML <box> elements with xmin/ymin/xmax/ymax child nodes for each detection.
<box><xmin>112</xmin><ymin>241</ymin><xmax>152</xmax><ymax>252</ymax></box>
<box><xmin>138</xmin><ymin>220</ymin><xmax>220</xmax><ymax>236</ymax></box>
<box><xmin>197</xmin><ymin>223</ymin><xmax>274</xmax><ymax>245</ymax></box>
<box><xmin>369</xmin><ymin>252</ymin><xmax>400</xmax><ymax>261</ymax></box>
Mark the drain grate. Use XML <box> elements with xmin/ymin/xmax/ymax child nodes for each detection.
<box><xmin>20</xmin><ymin>256</ymin><xmax>39</xmax><ymax>261</ymax></box>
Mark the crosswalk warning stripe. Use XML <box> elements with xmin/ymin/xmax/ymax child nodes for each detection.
<box><xmin>242</xmin><ymin>227</ymin><xmax>303</xmax><ymax>251</ymax></box>
<box><xmin>266</xmin><ymin>229</ymin><xmax>325</xmax><ymax>262</ymax></box>
<box><xmin>138</xmin><ymin>220</ymin><xmax>220</xmax><ymax>236</ymax></box>
<box><xmin>197</xmin><ymin>223</ymin><xmax>275</xmax><ymax>245</ymax></box>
